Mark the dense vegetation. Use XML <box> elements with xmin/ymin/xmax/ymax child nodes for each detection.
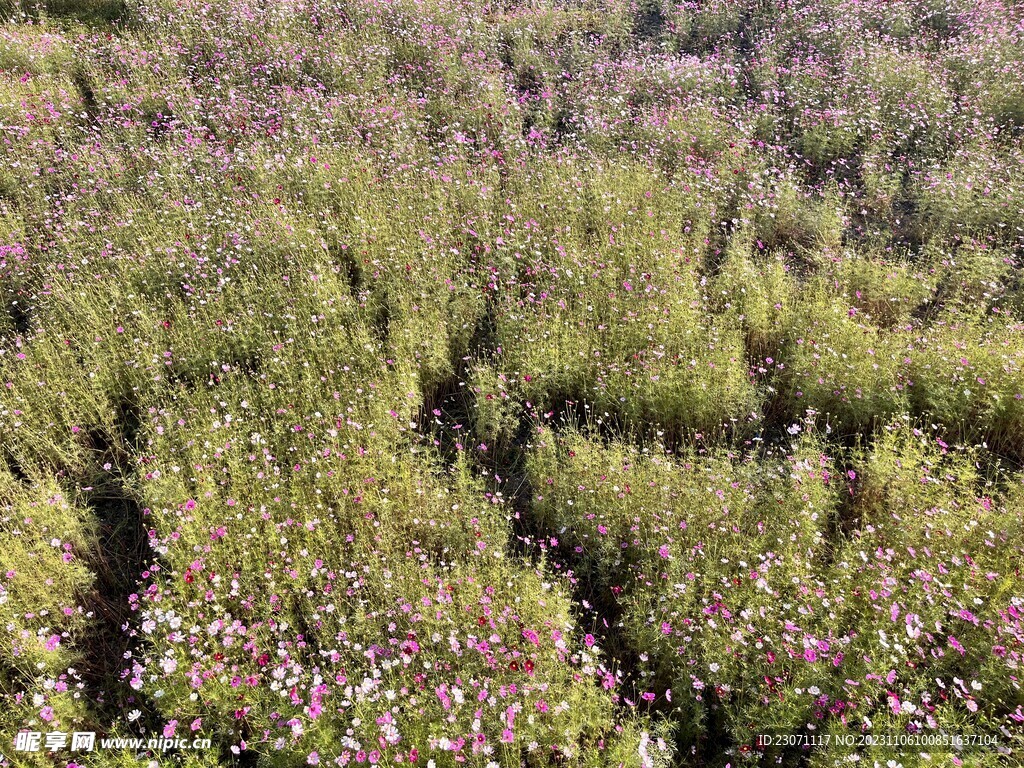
<box><xmin>1</xmin><ymin>0</ymin><xmax>1023</xmax><ymax>765</ymax></box>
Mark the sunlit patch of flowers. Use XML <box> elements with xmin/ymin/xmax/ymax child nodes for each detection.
<box><xmin>1</xmin><ymin>0</ymin><xmax>1023</xmax><ymax>763</ymax></box>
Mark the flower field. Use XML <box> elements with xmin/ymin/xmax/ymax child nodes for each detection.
<box><xmin>1</xmin><ymin>0</ymin><xmax>1023</xmax><ymax>765</ymax></box>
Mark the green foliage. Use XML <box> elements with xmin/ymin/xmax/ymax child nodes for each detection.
<box><xmin>1</xmin><ymin>0</ymin><xmax>1024</xmax><ymax>764</ymax></box>
<box><xmin>0</xmin><ymin>469</ymin><xmax>98</xmax><ymax>741</ymax></box>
